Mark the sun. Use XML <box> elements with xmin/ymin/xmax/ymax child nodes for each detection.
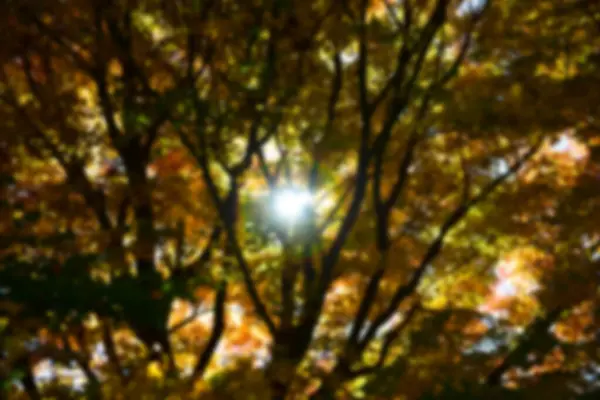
<box><xmin>272</xmin><ymin>188</ymin><xmax>314</xmax><ymax>223</ymax></box>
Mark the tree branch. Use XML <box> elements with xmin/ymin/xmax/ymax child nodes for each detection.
<box><xmin>190</xmin><ymin>281</ymin><xmax>226</xmax><ymax>383</ymax></box>
<box><xmin>346</xmin><ymin>253</ymin><xmax>389</xmax><ymax>350</ymax></box>
<box><xmin>176</xmin><ymin>116</ymin><xmax>276</xmax><ymax>334</ymax></box>
<box><xmin>2</xmin><ymin>86</ymin><xmax>113</xmax><ymax>231</ymax></box>
<box><xmin>102</xmin><ymin>320</ymin><xmax>125</xmax><ymax>382</ymax></box>
<box><xmin>319</xmin><ymin>0</ymin><xmax>372</xmax><ymax>290</ymax></box>
<box><xmin>61</xmin><ymin>332</ymin><xmax>101</xmax><ymax>393</ymax></box>
<box><xmin>486</xmin><ymin>307</ymin><xmax>564</xmax><ymax>386</ymax></box>
<box><xmin>351</xmin><ymin>302</ymin><xmax>420</xmax><ymax>376</ymax></box>
<box><xmin>359</xmin><ymin>141</ymin><xmax>543</xmax><ymax>351</ymax></box>
<box><xmin>21</xmin><ymin>10</ymin><xmax>96</xmax><ymax>73</ymax></box>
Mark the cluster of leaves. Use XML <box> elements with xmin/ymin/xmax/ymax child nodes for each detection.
<box><xmin>1</xmin><ymin>0</ymin><xmax>600</xmax><ymax>399</ymax></box>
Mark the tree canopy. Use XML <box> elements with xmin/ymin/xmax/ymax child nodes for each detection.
<box><xmin>1</xmin><ymin>0</ymin><xmax>599</xmax><ymax>399</ymax></box>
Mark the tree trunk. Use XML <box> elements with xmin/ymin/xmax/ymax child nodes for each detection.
<box><xmin>267</xmin><ymin>327</ymin><xmax>313</xmax><ymax>400</ymax></box>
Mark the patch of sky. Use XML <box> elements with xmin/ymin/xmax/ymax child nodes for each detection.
<box><xmin>457</xmin><ymin>0</ymin><xmax>487</xmax><ymax>16</ymax></box>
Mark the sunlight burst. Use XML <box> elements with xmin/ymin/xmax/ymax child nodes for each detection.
<box><xmin>272</xmin><ymin>188</ymin><xmax>313</xmax><ymax>223</ymax></box>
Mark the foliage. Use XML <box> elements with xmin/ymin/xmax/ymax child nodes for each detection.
<box><xmin>1</xmin><ymin>0</ymin><xmax>600</xmax><ymax>399</ymax></box>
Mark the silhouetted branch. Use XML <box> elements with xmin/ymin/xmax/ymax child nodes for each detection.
<box><xmin>169</xmin><ymin>305</ymin><xmax>210</xmax><ymax>334</ymax></box>
<box><xmin>18</xmin><ymin>358</ymin><xmax>40</xmax><ymax>400</ymax></box>
<box><xmin>222</xmin><ymin>218</ymin><xmax>277</xmax><ymax>335</ymax></box>
<box><xmin>190</xmin><ymin>281</ymin><xmax>227</xmax><ymax>383</ymax></box>
<box><xmin>21</xmin><ymin>10</ymin><xmax>95</xmax><ymax>73</ymax></box>
<box><xmin>351</xmin><ymin>302</ymin><xmax>420</xmax><ymax>376</ymax></box>
<box><xmin>1</xmin><ymin>84</ymin><xmax>114</xmax><ymax>231</ymax></box>
<box><xmin>371</xmin><ymin>0</ymin><xmax>448</xmax><ymax>155</ymax></box>
<box><xmin>359</xmin><ymin>141</ymin><xmax>543</xmax><ymax>351</ymax></box>
<box><xmin>102</xmin><ymin>320</ymin><xmax>125</xmax><ymax>382</ymax></box>
<box><xmin>319</xmin><ymin>0</ymin><xmax>371</xmax><ymax>292</ymax></box>
<box><xmin>61</xmin><ymin>333</ymin><xmax>101</xmax><ymax>393</ymax></box>
<box><xmin>177</xmin><ymin>116</ymin><xmax>276</xmax><ymax>334</ymax></box>
<box><xmin>487</xmin><ymin>307</ymin><xmax>564</xmax><ymax>386</ymax></box>
<box><xmin>346</xmin><ymin>253</ymin><xmax>389</xmax><ymax>349</ymax></box>
<box><xmin>317</xmin><ymin>176</ymin><xmax>356</xmax><ymax>235</ymax></box>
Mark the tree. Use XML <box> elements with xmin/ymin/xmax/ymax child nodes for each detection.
<box><xmin>1</xmin><ymin>0</ymin><xmax>599</xmax><ymax>398</ymax></box>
